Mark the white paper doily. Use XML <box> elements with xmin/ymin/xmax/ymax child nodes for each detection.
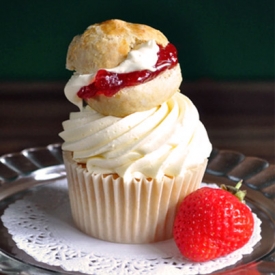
<box><xmin>1</xmin><ymin>179</ymin><xmax>262</xmax><ymax>275</ymax></box>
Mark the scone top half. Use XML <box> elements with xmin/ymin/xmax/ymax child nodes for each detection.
<box><xmin>65</xmin><ymin>19</ymin><xmax>182</xmax><ymax>117</ymax></box>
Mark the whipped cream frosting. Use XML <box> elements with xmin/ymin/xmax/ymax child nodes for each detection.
<box><xmin>106</xmin><ymin>40</ymin><xmax>159</xmax><ymax>73</ymax></box>
<box><xmin>64</xmin><ymin>40</ymin><xmax>159</xmax><ymax>110</ymax></box>
<box><xmin>59</xmin><ymin>93</ymin><xmax>212</xmax><ymax>183</ymax></box>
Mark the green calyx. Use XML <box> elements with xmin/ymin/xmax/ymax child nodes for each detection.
<box><xmin>221</xmin><ymin>180</ymin><xmax>247</xmax><ymax>203</ymax></box>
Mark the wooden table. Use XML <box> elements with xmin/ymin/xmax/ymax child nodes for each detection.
<box><xmin>1</xmin><ymin>81</ymin><xmax>274</xmax><ymax>164</ymax></box>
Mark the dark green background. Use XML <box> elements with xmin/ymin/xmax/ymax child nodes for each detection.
<box><xmin>1</xmin><ymin>0</ymin><xmax>274</xmax><ymax>81</ymax></box>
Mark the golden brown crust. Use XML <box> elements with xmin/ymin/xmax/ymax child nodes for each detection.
<box><xmin>66</xmin><ymin>19</ymin><xmax>168</xmax><ymax>74</ymax></box>
<box><xmin>86</xmin><ymin>64</ymin><xmax>182</xmax><ymax>117</ymax></box>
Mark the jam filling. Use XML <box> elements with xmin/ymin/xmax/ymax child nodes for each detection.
<box><xmin>77</xmin><ymin>43</ymin><xmax>178</xmax><ymax>98</ymax></box>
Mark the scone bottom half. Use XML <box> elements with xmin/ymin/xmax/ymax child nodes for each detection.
<box><xmin>65</xmin><ymin>19</ymin><xmax>183</xmax><ymax>117</ymax></box>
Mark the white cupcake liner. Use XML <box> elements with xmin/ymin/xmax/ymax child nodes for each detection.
<box><xmin>63</xmin><ymin>151</ymin><xmax>207</xmax><ymax>244</ymax></box>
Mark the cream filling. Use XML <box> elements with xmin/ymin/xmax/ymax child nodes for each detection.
<box><xmin>106</xmin><ymin>39</ymin><xmax>159</xmax><ymax>73</ymax></box>
<box><xmin>64</xmin><ymin>40</ymin><xmax>160</xmax><ymax>110</ymax></box>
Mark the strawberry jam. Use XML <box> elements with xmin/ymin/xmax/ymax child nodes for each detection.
<box><xmin>77</xmin><ymin>43</ymin><xmax>178</xmax><ymax>98</ymax></box>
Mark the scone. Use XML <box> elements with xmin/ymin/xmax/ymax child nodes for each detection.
<box><xmin>60</xmin><ymin>19</ymin><xmax>212</xmax><ymax>244</ymax></box>
<box><xmin>64</xmin><ymin>19</ymin><xmax>182</xmax><ymax>117</ymax></box>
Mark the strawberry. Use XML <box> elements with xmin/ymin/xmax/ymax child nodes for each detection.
<box><xmin>173</xmin><ymin>181</ymin><xmax>254</xmax><ymax>262</ymax></box>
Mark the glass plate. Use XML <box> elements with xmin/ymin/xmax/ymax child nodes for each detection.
<box><xmin>0</xmin><ymin>144</ymin><xmax>274</xmax><ymax>275</ymax></box>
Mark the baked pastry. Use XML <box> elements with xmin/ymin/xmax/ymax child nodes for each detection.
<box><xmin>60</xmin><ymin>19</ymin><xmax>212</xmax><ymax>244</ymax></box>
<box><xmin>64</xmin><ymin>19</ymin><xmax>182</xmax><ymax>117</ymax></box>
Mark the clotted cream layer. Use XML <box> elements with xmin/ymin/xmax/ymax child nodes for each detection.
<box><xmin>59</xmin><ymin>93</ymin><xmax>212</xmax><ymax>183</ymax></box>
<box><xmin>64</xmin><ymin>40</ymin><xmax>160</xmax><ymax>110</ymax></box>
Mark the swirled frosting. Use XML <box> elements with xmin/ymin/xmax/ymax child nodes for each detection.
<box><xmin>59</xmin><ymin>93</ymin><xmax>212</xmax><ymax>183</ymax></box>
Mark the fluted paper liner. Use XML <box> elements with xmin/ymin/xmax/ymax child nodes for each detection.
<box><xmin>63</xmin><ymin>151</ymin><xmax>207</xmax><ymax>244</ymax></box>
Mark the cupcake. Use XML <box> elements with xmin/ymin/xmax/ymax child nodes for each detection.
<box><xmin>59</xmin><ymin>19</ymin><xmax>212</xmax><ymax>244</ymax></box>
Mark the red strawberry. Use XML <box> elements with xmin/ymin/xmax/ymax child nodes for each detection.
<box><xmin>173</xmin><ymin>181</ymin><xmax>254</xmax><ymax>262</ymax></box>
